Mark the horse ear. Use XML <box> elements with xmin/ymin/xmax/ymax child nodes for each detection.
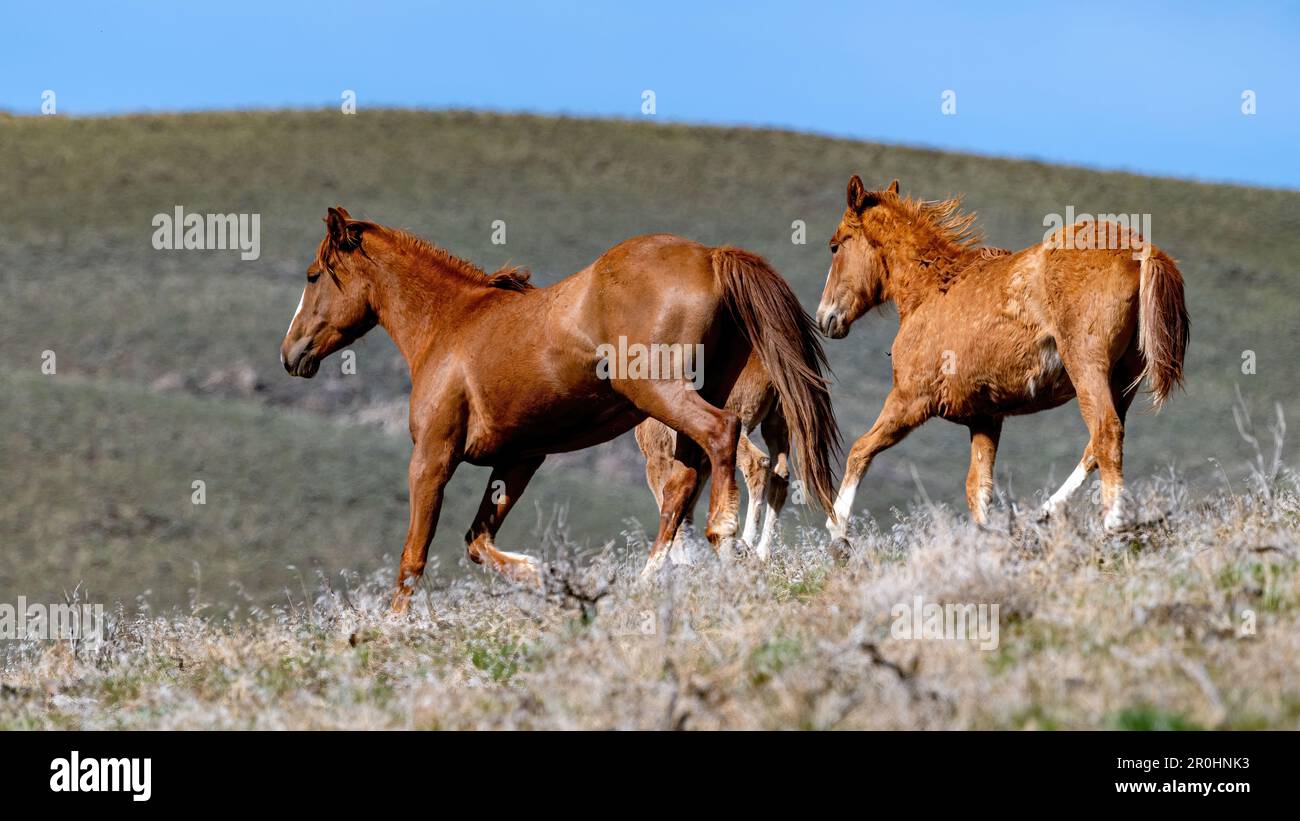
<box><xmin>325</xmin><ymin>207</ymin><xmax>360</xmax><ymax>250</ymax></box>
<box><xmin>886</xmin><ymin>179</ymin><xmax>900</xmax><ymax>195</ymax></box>
<box><xmin>847</xmin><ymin>175</ymin><xmax>868</xmax><ymax>211</ymax></box>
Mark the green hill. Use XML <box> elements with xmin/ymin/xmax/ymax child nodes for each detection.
<box><xmin>2</xmin><ymin>109</ymin><xmax>1297</xmax><ymax>611</ymax></box>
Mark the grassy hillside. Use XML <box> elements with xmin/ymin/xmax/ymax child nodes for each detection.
<box><xmin>1</xmin><ymin>109</ymin><xmax>1297</xmax><ymax>612</ymax></box>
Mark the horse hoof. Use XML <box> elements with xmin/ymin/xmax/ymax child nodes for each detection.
<box><xmin>828</xmin><ymin>537</ymin><xmax>853</xmax><ymax>564</ymax></box>
<box><xmin>1103</xmin><ymin>515</ymin><xmax>1136</xmax><ymax>535</ymax></box>
<box><xmin>1103</xmin><ymin>498</ymin><xmax>1134</xmax><ymax>533</ymax></box>
<box><xmin>667</xmin><ymin>538</ymin><xmax>693</xmax><ymax>566</ymax></box>
<box><xmin>640</xmin><ymin>551</ymin><xmax>669</xmax><ymax>580</ymax></box>
<box><xmin>717</xmin><ymin>538</ymin><xmax>751</xmax><ymax>563</ymax></box>
<box><xmin>495</xmin><ymin>552</ymin><xmax>544</xmax><ymax>589</ymax></box>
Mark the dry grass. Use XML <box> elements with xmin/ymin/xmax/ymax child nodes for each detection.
<box><xmin>4</xmin><ymin>462</ymin><xmax>1297</xmax><ymax>730</ymax></box>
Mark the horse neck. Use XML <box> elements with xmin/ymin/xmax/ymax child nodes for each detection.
<box><xmin>369</xmin><ymin>258</ymin><xmax>492</xmax><ymax>367</ymax></box>
<box><xmin>880</xmin><ymin>232</ymin><xmax>978</xmax><ymax>318</ymax></box>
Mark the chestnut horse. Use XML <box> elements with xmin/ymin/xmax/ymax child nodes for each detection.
<box><xmin>635</xmin><ymin>353</ymin><xmax>790</xmax><ymax>562</ymax></box>
<box><xmin>282</xmin><ymin>208</ymin><xmax>838</xmax><ymax>611</ymax></box>
<box><xmin>817</xmin><ymin>177</ymin><xmax>1188</xmax><ymax>542</ymax></box>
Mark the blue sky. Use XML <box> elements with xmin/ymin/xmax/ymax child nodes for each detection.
<box><xmin>6</xmin><ymin>1</ymin><xmax>1297</xmax><ymax>188</ymax></box>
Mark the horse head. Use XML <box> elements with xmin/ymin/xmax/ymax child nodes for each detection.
<box><xmin>816</xmin><ymin>175</ymin><xmax>898</xmax><ymax>338</ymax></box>
<box><xmin>281</xmin><ymin>207</ymin><xmax>380</xmax><ymax>377</ymax></box>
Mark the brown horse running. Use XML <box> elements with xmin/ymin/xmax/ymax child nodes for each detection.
<box><xmin>817</xmin><ymin>177</ymin><xmax>1188</xmax><ymax>542</ymax></box>
<box><xmin>281</xmin><ymin>208</ymin><xmax>838</xmax><ymax>611</ymax></box>
<box><xmin>635</xmin><ymin>353</ymin><xmax>790</xmax><ymax>562</ymax></box>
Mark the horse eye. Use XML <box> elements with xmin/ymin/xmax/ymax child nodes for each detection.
<box><xmin>307</xmin><ymin>272</ymin><xmax>320</xmax><ymax>283</ymax></box>
<box><xmin>830</xmin><ymin>243</ymin><xmax>840</xmax><ymax>255</ymax></box>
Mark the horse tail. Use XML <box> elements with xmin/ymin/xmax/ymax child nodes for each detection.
<box><xmin>710</xmin><ymin>247</ymin><xmax>841</xmax><ymax>513</ymax></box>
<box><xmin>1133</xmin><ymin>244</ymin><xmax>1190</xmax><ymax>409</ymax></box>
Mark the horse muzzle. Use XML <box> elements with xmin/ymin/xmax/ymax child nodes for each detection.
<box><xmin>281</xmin><ymin>337</ymin><xmax>320</xmax><ymax>378</ymax></box>
<box><xmin>817</xmin><ymin>308</ymin><xmax>850</xmax><ymax>340</ymax></box>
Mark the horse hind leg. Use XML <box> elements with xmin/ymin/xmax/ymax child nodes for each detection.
<box><xmin>622</xmin><ymin>379</ymin><xmax>743</xmax><ymax>564</ymax></box>
<box><xmin>1057</xmin><ymin>348</ymin><xmax>1138</xmax><ymax>530</ymax></box>
<box><xmin>634</xmin><ymin>419</ymin><xmax>674</xmax><ymax>511</ymax></box>
<box><xmin>636</xmin><ymin>419</ymin><xmax>704</xmax><ymax>565</ymax></box>
<box><xmin>643</xmin><ymin>438</ymin><xmax>706</xmax><ymax>577</ymax></box>
<box><xmin>754</xmin><ymin>406</ymin><xmax>790</xmax><ymax>561</ymax></box>
<box><xmin>1039</xmin><ymin>444</ymin><xmax>1097</xmax><ymax>520</ymax></box>
<box><xmin>464</xmin><ymin>457</ymin><xmax>545</xmax><ymax>587</ymax></box>
<box><xmin>1092</xmin><ymin>392</ymin><xmax>1127</xmax><ymax>530</ymax></box>
<box><xmin>1100</xmin><ymin>345</ymin><xmax>1144</xmax><ymax>528</ymax></box>
<box><xmin>1038</xmin><ymin>357</ymin><xmax>1137</xmax><ymax>520</ymax></box>
<box><xmin>668</xmin><ymin>458</ymin><xmax>709</xmax><ymax>566</ymax></box>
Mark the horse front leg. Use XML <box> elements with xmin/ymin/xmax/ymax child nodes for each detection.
<box><xmin>964</xmin><ymin>417</ymin><xmax>1003</xmax><ymax>525</ymax></box>
<box><xmin>826</xmin><ymin>390</ymin><xmax>929</xmax><ymax>547</ymax></box>
<box><xmin>391</xmin><ymin>439</ymin><xmax>458</xmax><ymax>614</ymax></box>
<box><xmin>737</xmin><ymin>433</ymin><xmax>771</xmax><ymax>548</ymax></box>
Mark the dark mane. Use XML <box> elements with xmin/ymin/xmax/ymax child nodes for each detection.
<box><xmin>367</xmin><ymin>223</ymin><xmax>535</xmax><ymax>291</ymax></box>
<box><xmin>485</xmin><ymin>265</ymin><xmax>535</xmax><ymax>291</ymax></box>
<box><xmin>877</xmin><ymin>193</ymin><xmax>998</xmax><ymax>290</ymax></box>
<box><xmin>898</xmin><ymin>195</ymin><xmax>982</xmax><ymax>253</ymax></box>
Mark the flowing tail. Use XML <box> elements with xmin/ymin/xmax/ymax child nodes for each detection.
<box><xmin>710</xmin><ymin>247</ymin><xmax>841</xmax><ymax>513</ymax></box>
<box><xmin>1135</xmin><ymin>244</ymin><xmax>1190</xmax><ymax>408</ymax></box>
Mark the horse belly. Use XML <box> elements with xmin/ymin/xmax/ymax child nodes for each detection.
<box><xmin>999</xmin><ymin>336</ymin><xmax>1075</xmax><ymax>416</ymax></box>
<box><xmin>938</xmin><ymin>333</ymin><xmax>1072</xmax><ymax>420</ymax></box>
<box><xmin>462</xmin><ymin>390</ymin><xmax>643</xmax><ymax>463</ymax></box>
<box><xmin>525</xmin><ymin>402</ymin><xmax>645</xmax><ymax>456</ymax></box>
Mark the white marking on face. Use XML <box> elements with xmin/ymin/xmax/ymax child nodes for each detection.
<box><xmin>816</xmin><ymin>264</ymin><xmax>835</xmax><ymax>322</ymax></box>
<box><xmin>281</xmin><ymin>287</ymin><xmax>306</xmax><ymax>366</ymax></box>
<box><xmin>287</xmin><ymin>287</ymin><xmax>306</xmax><ymax>337</ymax></box>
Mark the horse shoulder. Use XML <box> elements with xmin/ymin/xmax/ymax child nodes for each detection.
<box><xmin>407</xmin><ymin>370</ymin><xmax>470</xmax><ymax>445</ymax></box>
